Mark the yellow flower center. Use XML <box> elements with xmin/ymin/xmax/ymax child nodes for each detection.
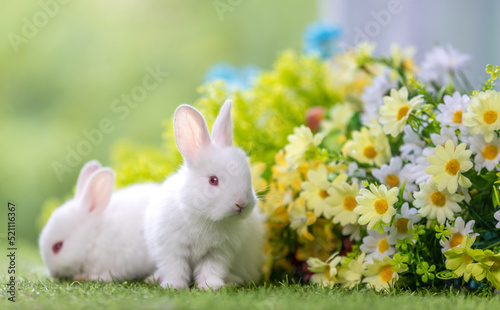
<box><xmin>319</xmin><ymin>190</ymin><xmax>329</xmax><ymax>199</ymax></box>
<box><xmin>324</xmin><ymin>265</ymin><xmax>333</xmax><ymax>281</ymax></box>
<box><xmin>378</xmin><ymin>238</ymin><xmax>389</xmax><ymax>253</ymax></box>
<box><xmin>463</xmin><ymin>254</ymin><xmax>473</xmax><ymax>264</ymax></box>
<box><xmin>487</xmin><ymin>257</ymin><xmax>500</xmax><ymax>271</ymax></box>
<box><xmin>374</xmin><ymin>199</ymin><xmax>389</xmax><ymax>214</ymax></box>
<box><xmin>364</xmin><ymin>146</ymin><xmax>377</xmax><ymax>159</ymax></box>
<box><xmin>449</xmin><ymin>233</ymin><xmax>463</xmax><ymax>248</ymax></box>
<box><xmin>445</xmin><ymin>159</ymin><xmax>460</xmax><ymax>175</ymax></box>
<box><xmin>385</xmin><ymin>174</ymin><xmax>400</xmax><ymax>188</ymax></box>
<box><xmin>403</xmin><ymin>59</ymin><xmax>414</xmax><ymax>71</ymax></box>
<box><xmin>394</xmin><ymin>218</ymin><xmax>409</xmax><ymax>234</ymax></box>
<box><xmin>452</xmin><ymin>110</ymin><xmax>463</xmax><ymax>124</ymax></box>
<box><xmin>397</xmin><ymin>106</ymin><xmax>410</xmax><ymax>121</ymax></box>
<box><xmin>482</xmin><ymin>145</ymin><xmax>498</xmax><ymax>160</ymax></box>
<box><xmin>483</xmin><ymin>110</ymin><xmax>498</xmax><ymax>124</ymax></box>
<box><xmin>379</xmin><ymin>265</ymin><xmax>394</xmax><ymax>283</ymax></box>
<box><xmin>431</xmin><ymin>191</ymin><xmax>446</xmax><ymax>207</ymax></box>
<box><xmin>343</xmin><ymin>196</ymin><xmax>357</xmax><ymax>211</ymax></box>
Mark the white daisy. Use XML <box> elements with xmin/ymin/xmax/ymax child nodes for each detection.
<box><xmin>321</xmin><ymin>102</ymin><xmax>356</xmax><ymax>134</ymax></box>
<box><xmin>343</xmin><ymin>126</ymin><xmax>392</xmax><ymax>167</ymax></box>
<box><xmin>439</xmin><ymin>217</ymin><xmax>479</xmax><ymax>254</ymax></box>
<box><xmin>430</xmin><ymin>127</ymin><xmax>459</xmax><ymax>147</ymax></box>
<box><xmin>379</xmin><ymin>87</ymin><xmax>424</xmax><ymax>137</ymax></box>
<box><xmin>425</xmin><ymin>140</ymin><xmax>473</xmax><ymax>194</ymax></box>
<box><xmin>387</xmin><ymin>202</ymin><xmax>422</xmax><ymax>244</ymax></box>
<box><xmin>469</xmin><ymin>134</ymin><xmax>500</xmax><ymax>172</ymax></box>
<box><xmin>355</xmin><ymin>184</ymin><xmax>398</xmax><ymax>230</ymax></box>
<box><xmin>399</xmin><ymin>125</ymin><xmax>425</xmax><ymax>162</ymax></box>
<box><xmin>463</xmin><ymin>90</ymin><xmax>500</xmax><ymax>143</ymax></box>
<box><xmin>342</xmin><ymin>224</ymin><xmax>362</xmax><ymax>241</ymax></box>
<box><xmin>436</xmin><ymin>91</ymin><xmax>470</xmax><ymax>132</ymax></box>
<box><xmin>300</xmin><ymin>164</ymin><xmax>335</xmax><ymax>218</ymax></box>
<box><xmin>363</xmin><ymin>256</ymin><xmax>405</xmax><ymax>292</ymax></box>
<box><xmin>398</xmin><ymin>163</ymin><xmax>419</xmax><ymax>202</ymax></box>
<box><xmin>458</xmin><ymin>130</ymin><xmax>473</xmax><ymax>145</ymax></box>
<box><xmin>346</xmin><ymin>162</ymin><xmax>367</xmax><ymax>185</ymax></box>
<box><xmin>407</xmin><ymin>147</ymin><xmax>435</xmax><ymax>185</ymax></box>
<box><xmin>495</xmin><ymin>210</ymin><xmax>500</xmax><ymax>229</ymax></box>
<box><xmin>413</xmin><ymin>181</ymin><xmax>463</xmax><ymax>224</ymax></box>
<box><xmin>420</xmin><ymin>45</ymin><xmax>471</xmax><ymax>86</ymax></box>
<box><xmin>285</xmin><ymin>125</ymin><xmax>325</xmax><ymax>167</ymax></box>
<box><xmin>372</xmin><ymin>157</ymin><xmax>404</xmax><ymax>189</ymax></box>
<box><xmin>361</xmin><ymin>70</ymin><xmax>397</xmax><ymax>124</ymax></box>
<box><xmin>338</xmin><ymin>252</ymin><xmax>366</xmax><ymax>289</ymax></box>
<box><xmin>457</xmin><ymin>185</ymin><xmax>472</xmax><ymax>203</ymax></box>
<box><xmin>372</xmin><ymin>157</ymin><xmax>417</xmax><ymax>200</ymax></box>
<box><xmin>307</xmin><ymin>252</ymin><xmax>342</xmax><ymax>287</ymax></box>
<box><xmin>360</xmin><ymin>229</ymin><xmax>396</xmax><ymax>264</ymax></box>
<box><xmin>324</xmin><ymin>180</ymin><xmax>360</xmax><ymax>226</ymax></box>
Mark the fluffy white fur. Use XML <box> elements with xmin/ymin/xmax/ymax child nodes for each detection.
<box><xmin>145</xmin><ymin>100</ymin><xmax>266</xmax><ymax>290</ymax></box>
<box><xmin>39</xmin><ymin>161</ymin><xmax>158</xmax><ymax>281</ymax></box>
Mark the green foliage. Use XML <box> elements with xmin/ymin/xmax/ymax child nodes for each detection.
<box><xmin>2</xmin><ymin>0</ymin><xmax>317</xmax><ymax>242</ymax></box>
<box><xmin>111</xmin><ymin>140</ymin><xmax>174</xmax><ymax>188</ymax></box>
<box><xmin>484</xmin><ymin>64</ymin><xmax>500</xmax><ymax>91</ymax></box>
<box><xmin>160</xmin><ymin>51</ymin><xmax>343</xmax><ymax>167</ymax></box>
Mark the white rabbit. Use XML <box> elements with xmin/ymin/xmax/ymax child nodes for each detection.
<box><xmin>39</xmin><ymin>160</ymin><xmax>158</xmax><ymax>281</ymax></box>
<box><xmin>145</xmin><ymin>99</ymin><xmax>266</xmax><ymax>290</ymax></box>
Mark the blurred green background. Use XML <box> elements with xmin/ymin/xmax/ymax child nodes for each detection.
<box><xmin>0</xmin><ymin>0</ymin><xmax>317</xmax><ymax>243</ymax></box>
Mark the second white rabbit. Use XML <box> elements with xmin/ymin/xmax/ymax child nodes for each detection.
<box><xmin>39</xmin><ymin>161</ymin><xmax>158</xmax><ymax>281</ymax></box>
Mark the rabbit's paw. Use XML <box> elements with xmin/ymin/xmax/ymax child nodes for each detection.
<box><xmin>196</xmin><ymin>276</ymin><xmax>224</xmax><ymax>291</ymax></box>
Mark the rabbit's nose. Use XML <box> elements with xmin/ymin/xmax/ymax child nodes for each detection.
<box><xmin>235</xmin><ymin>203</ymin><xmax>245</xmax><ymax>210</ymax></box>
<box><xmin>237</xmin><ymin>198</ymin><xmax>247</xmax><ymax>206</ymax></box>
<box><xmin>235</xmin><ymin>199</ymin><xmax>247</xmax><ymax>212</ymax></box>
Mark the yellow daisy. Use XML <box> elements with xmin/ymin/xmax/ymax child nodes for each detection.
<box><xmin>413</xmin><ymin>181</ymin><xmax>463</xmax><ymax>224</ymax></box>
<box><xmin>463</xmin><ymin>90</ymin><xmax>500</xmax><ymax>143</ymax></box>
<box><xmin>425</xmin><ymin>140</ymin><xmax>473</xmax><ymax>193</ymax></box>
<box><xmin>439</xmin><ymin>217</ymin><xmax>478</xmax><ymax>253</ymax></box>
<box><xmin>363</xmin><ymin>256</ymin><xmax>404</xmax><ymax>291</ymax></box>
<box><xmin>288</xmin><ymin>196</ymin><xmax>316</xmax><ymax>241</ymax></box>
<box><xmin>390</xmin><ymin>44</ymin><xmax>417</xmax><ymax>78</ymax></box>
<box><xmin>321</xmin><ymin>102</ymin><xmax>356</xmax><ymax>134</ymax></box>
<box><xmin>285</xmin><ymin>125</ymin><xmax>324</xmax><ymax>167</ymax></box>
<box><xmin>343</xmin><ymin>126</ymin><xmax>391</xmax><ymax>167</ymax></box>
<box><xmin>251</xmin><ymin>162</ymin><xmax>267</xmax><ymax>194</ymax></box>
<box><xmin>467</xmin><ymin>249</ymin><xmax>500</xmax><ymax>289</ymax></box>
<box><xmin>300</xmin><ymin>164</ymin><xmax>344</xmax><ymax>218</ymax></box>
<box><xmin>260</xmin><ymin>185</ymin><xmax>292</xmax><ymax>224</ymax></box>
<box><xmin>379</xmin><ymin>87</ymin><xmax>424</xmax><ymax>137</ymax></box>
<box><xmin>307</xmin><ymin>252</ymin><xmax>342</xmax><ymax>288</ymax></box>
<box><xmin>272</xmin><ymin>150</ymin><xmax>302</xmax><ymax>193</ymax></box>
<box><xmin>323</xmin><ymin>181</ymin><xmax>360</xmax><ymax>226</ymax></box>
<box><xmin>354</xmin><ymin>184</ymin><xmax>398</xmax><ymax>230</ymax></box>
<box><xmin>444</xmin><ymin>235</ymin><xmax>478</xmax><ymax>281</ymax></box>
<box><xmin>338</xmin><ymin>252</ymin><xmax>366</xmax><ymax>289</ymax></box>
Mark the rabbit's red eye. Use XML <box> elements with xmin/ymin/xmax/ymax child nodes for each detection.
<box><xmin>209</xmin><ymin>176</ymin><xmax>219</xmax><ymax>186</ymax></box>
<box><xmin>52</xmin><ymin>241</ymin><xmax>63</xmax><ymax>254</ymax></box>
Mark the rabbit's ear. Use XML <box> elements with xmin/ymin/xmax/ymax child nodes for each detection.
<box><xmin>81</xmin><ymin>168</ymin><xmax>115</xmax><ymax>213</ymax></box>
<box><xmin>75</xmin><ymin>160</ymin><xmax>102</xmax><ymax>197</ymax></box>
<box><xmin>211</xmin><ymin>99</ymin><xmax>233</xmax><ymax>147</ymax></box>
<box><xmin>174</xmin><ymin>104</ymin><xmax>211</xmax><ymax>161</ymax></box>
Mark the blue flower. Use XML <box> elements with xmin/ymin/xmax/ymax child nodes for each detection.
<box><xmin>203</xmin><ymin>62</ymin><xmax>260</xmax><ymax>90</ymax></box>
<box><xmin>303</xmin><ymin>22</ymin><xmax>341</xmax><ymax>59</ymax></box>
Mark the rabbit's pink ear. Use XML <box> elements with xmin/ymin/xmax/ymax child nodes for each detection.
<box><xmin>174</xmin><ymin>104</ymin><xmax>211</xmax><ymax>161</ymax></box>
<box><xmin>81</xmin><ymin>168</ymin><xmax>115</xmax><ymax>213</ymax></box>
<box><xmin>211</xmin><ymin>99</ymin><xmax>233</xmax><ymax>147</ymax></box>
<box><xmin>75</xmin><ymin>160</ymin><xmax>102</xmax><ymax>197</ymax></box>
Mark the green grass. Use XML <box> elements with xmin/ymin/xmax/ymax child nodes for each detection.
<box><xmin>2</xmin><ymin>242</ymin><xmax>500</xmax><ymax>310</ymax></box>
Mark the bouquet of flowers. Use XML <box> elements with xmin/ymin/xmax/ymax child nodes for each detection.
<box><xmin>259</xmin><ymin>38</ymin><xmax>500</xmax><ymax>292</ymax></box>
